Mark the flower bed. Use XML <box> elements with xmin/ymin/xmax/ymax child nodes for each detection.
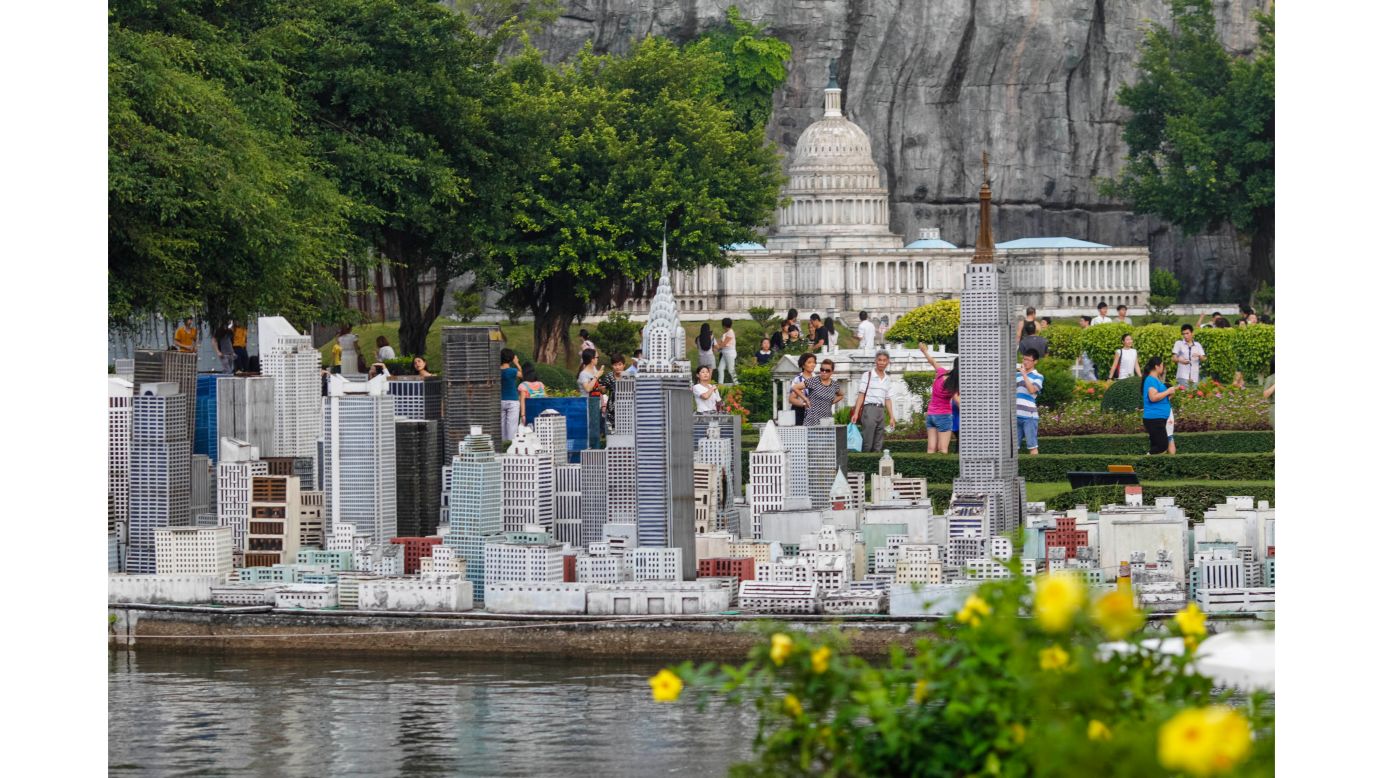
<box><xmin>1041</xmin><ymin>384</ymin><xmax>1271</xmax><ymax>436</ymax></box>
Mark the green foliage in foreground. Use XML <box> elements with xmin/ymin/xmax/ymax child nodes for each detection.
<box><xmin>844</xmin><ymin>452</ymin><xmax>1273</xmax><ymax>484</ymax></box>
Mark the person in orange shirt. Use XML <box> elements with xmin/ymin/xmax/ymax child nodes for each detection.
<box><xmin>173</xmin><ymin>318</ymin><xmax>198</xmax><ymax>353</ymax></box>
<box><xmin>231</xmin><ymin>320</ymin><xmax>249</xmax><ymax>372</ymax></box>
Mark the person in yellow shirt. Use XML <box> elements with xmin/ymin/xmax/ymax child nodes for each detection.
<box><xmin>231</xmin><ymin>320</ymin><xmax>249</xmax><ymax>371</ymax></box>
<box><xmin>331</xmin><ymin>341</ymin><xmax>342</xmax><ymax>373</ymax></box>
<box><xmin>173</xmin><ymin>318</ymin><xmax>198</xmax><ymax>353</ymax></box>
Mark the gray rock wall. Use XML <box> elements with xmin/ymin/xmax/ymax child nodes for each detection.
<box><xmin>515</xmin><ymin>0</ymin><xmax>1272</xmax><ymax>302</ymax></box>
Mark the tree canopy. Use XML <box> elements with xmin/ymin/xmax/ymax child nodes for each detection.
<box><xmin>1103</xmin><ymin>0</ymin><xmax>1275</xmax><ymax>287</ymax></box>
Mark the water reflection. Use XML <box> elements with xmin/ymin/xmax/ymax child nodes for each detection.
<box><xmin>109</xmin><ymin>652</ymin><xmax>755</xmax><ymax>776</ymax></box>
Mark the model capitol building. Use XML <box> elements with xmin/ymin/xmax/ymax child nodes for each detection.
<box><xmin>621</xmin><ymin>67</ymin><xmax>1151</xmax><ymax>324</ymax></box>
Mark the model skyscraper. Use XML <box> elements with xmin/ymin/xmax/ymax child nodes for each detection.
<box><xmin>951</xmin><ymin>155</ymin><xmax>1027</xmax><ymax>536</ymax></box>
<box><xmin>258</xmin><ymin>317</ymin><xmax>323</xmax><ymax>478</ymax></box>
<box><xmin>127</xmin><ymin>383</ymin><xmax>191</xmax><ymax>574</ymax></box>
<box><xmin>323</xmin><ymin>374</ymin><xmax>397</xmax><ymax>545</ymax></box>
<box><xmin>444</xmin><ymin>426</ymin><xmax>504</xmax><ymax>603</ymax></box>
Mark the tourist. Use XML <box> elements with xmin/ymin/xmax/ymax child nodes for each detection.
<box><xmin>376</xmin><ymin>336</ymin><xmax>396</xmax><ymax>362</ymax></box>
<box><xmin>1076</xmin><ymin>316</ymin><xmax>1097</xmax><ymax>380</ymax></box>
<box><xmin>788</xmin><ymin>353</ymin><xmax>817</xmax><ymax>427</ymax></box>
<box><xmin>499</xmin><ymin>348</ymin><xmax>521</xmax><ymax>442</ymax></box>
<box><xmin>950</xmin><ymin>397</ymin><xmax>960</xmax><ymax>453</ymax></box>
<box><xmin>1141</xmin><ymin>356</ymin><xmax>1180</xmax><ymax>454</ymax></box>
<box><xmin>1263</xmin><ymin>359</ymin><xmax>1275</xmax><ymax>428</ymax></box>
<box><xmin>802</xmin><ymin>358</ymin><xmax>846</xmax><ymax>427</ymax></box>
<box><xmin>1018</xmin><ymin>321</ymin><xmax>1049</xmax><ymax>359</ymax></box>
<box><xmin>518</xmin><ymin>362</ymin><xmax>547</xmax><ymax>424</ymax></box>
<box><xmin>212</xmin><ymin>324</ymin><xmax>234</xmax><ymax>374</ymax></box>
<box><xmin>755</xmin><ymin>338</ymin><xmax>775</xmax><ymax>365</ymax></box>
<box><xmin>1115</xmin><ymin>304</ymin><xmax>1131</xmax><ymax>325</ymax></box>
<box><xmin>1016</xmin><ymin>307</ymin><xmax>1037</xmax><ymax>346</ymax></box>
<box><xmin>1079</xmin><ymin>315</ymin><xmax>1092</xmax><ymax>328</ymax></box>
<box><xmin>696</xmin><ymin>323</ymin><xmax>717</xmax><ymax>372</ymax></box>
<box><xmin>412</xmin><ymin>356</ymin><xmax>433</xmax><ymax>377</ymax></box>
<box><xmin>579</xmin><ymin>329</ymin><xmax>596</xmax><ymax>355</ymax></box>
<box><xmin>785</xmin><ymin>308</ymin><xmax>801</xmax><ymax>340</ymax></box>
<box><xmin>824</xmin><ymin>317</ymin><xmax>839</xmax><ymax>351</ymax></box>
<box><xmin>787</xmin><ymin>328</ymin><xmax>803</xmax><ymax>346</ymax></box>
<box><xmin>1039</xmin><ymin>316</ymin><xmax>1052</xmax><ymax>332</ymax></box>
<box><xmin>628</xmin><ymin>349</ymin><xmax>641</xmax><ymax>375</ymax></box>
<box><xmin>231</xmin><ymin>320</ymin><xmax>249</xmax><ymax>372</ymax></box>
<box><xmin>337</xmin><ymin>325</ymin><xmax>361</xmax><ymax>376</ymax></box>
<box><xmin>920</xmin><ymin>345</ymin><xmax>958</xmax><ymax>454</ymax></box>
<box><xmin>810</xmin><ymin>316</ymin><xmax>830</xmax><ymax>352</ymax></box>
<box><xmin>769</xmin><ymin>319</ymin><xmax>790</xmax><ymax>351</ymax></box>
<box><xmin>599</xmin><ymin>354</ymin><xmax>627</xmax><ymax>428</ymax></box>
<box><xmin>850</xmin><ymin>351</ymin><xmax>894</xmax><ymax>452</ymax></box>
<box><xmin>1109</xmin><ymin>333</ymin><xmax>1140</xmax><ymax>381</ymax></box>
<box><xmin>173</xmin><ymin>317</ymin><xmax>198</xmax><ymax>353</ymax></box>
<box><xmin>1166</xmin><ymin>406</ymin><xmax>1177</xmax><ymax>456</ymax></box>
<box><xmin>856</xmin><ymin>310</ymin><xmax>877</xmax><ymax>353</ymax></box>
<box><xmin>1247</xmin><ymin>312</ymin><xmax>1260</xmax><ymax>325</ymax></box>
<box><xmin>1171</xmin><ymin>324</ymin><xmax>1205</xmax><ymax>387</ymax></box>
<box><xmin>717</xmin><ymin>318</ymin><xmax>738</xmax><ymax>384</ymax></box>
<box><xmin>1092</xmin><ymin>301</ymin><xmax>1113</xmax><ymax>325</ymax></box>
<box><xmin>577</xmin><ymin>349</ymin><xmax>602</xmax><ymax>397</ymax></box>
<box><xmin>1016</xmin><ymin>349</ymin><xmax>1044</xmax><ymax>455</ymax></box>
<box><xmin>807</xmin><ymin>313</ymin><xmax>822</xmax><ymax>344</ymax></box>
<box><xmin>367</xmin><ymin>361</ymin><xmax>390</xmax><ymax>380</ymax></box>
<box><xmin>330</xmin><ymin>340</ymin><xmax>341</xmax><ymax>374</ymax></box>
<box><xmin>692</xmin><ymin>365</ymin><xmax>722</xmax><ymax>414</ymax></box>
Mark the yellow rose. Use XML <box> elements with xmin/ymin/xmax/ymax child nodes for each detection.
<box><xmin>1158</xmin><ymin>706</ymin><xmax>1252</xmax><ymax>776</ymax></box>
<box><xmin>784</xmin><ymin>693</ymin><xmax>803</xmax><ymax>718</ymax></box>
<box><xmin>1092</xmin><ymin>589</ymin><xmax>1145</xmax><ymax>640</ymax></box>
<box><xmin>1174</xmin><ymin>603</ymin><xmax>1208</xmax><ymax>651</ymax></box>
<box><xmin>769</xmin><ymin>633</ymin><xmax>794</xmax><ymax>666</ymax></box>
<box><xmin>811</xmin><ymin>645</ymin><xmax>832</xmax><ymax>674</ymax></box>
<box><xmin>1038</xmin><ymin>645</ymin><xmax>1071</xmax><ymax>672</ymax></box>
<box><xmin>1088</xmin><ymin>720</ymin><xmax>1112</xmax><ymax>741</ymax></box>
<box><xmin>648</xmin><ymin>668</ymin><xmax>683</xmax><ymax>703</ymax></box>
<box><xmin>1033</xmin><ymin>572</ymin><xmax>1085</xmax><ymax>633</ymax></box>
<box><xmin>911</xmin><ymin>679</ymin><xmax>928</xmax><ymax>704</ymax></box>
<box><xmin>956</xmin><ymin>595</ymin><xmax>992</xmax><ymax>627</ymax></box>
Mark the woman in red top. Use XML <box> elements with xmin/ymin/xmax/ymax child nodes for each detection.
<box><xmin>920</xmin><ymin>345</ymin><xmax>960</xmax><ymax>453</ymax></box>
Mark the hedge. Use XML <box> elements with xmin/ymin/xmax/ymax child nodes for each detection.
<box><xmin>887</xmin><ymin>299</ymin><xmax>960</xmax><ymax>351</ymax></box>
<box><xmin>1044</xmin><ymin>325</ymin><xmax>1083</xmax><ymax>361</ymax></box>
<box><xmin>1076</xmin><ymin>323</ymin><xmax>1275</xmax><ymax>384</ymax></box>
<box><xmin>741</xmin><ymin>430</ymin><xmax>1273</xmax><ymax>454</ymax></box>
<box><xmin>844</xmin><ymin>452</ymin><xmax>1274</xmax><ymax>483</ymax></box>
<box><xmin>1044</xmin><ymin>483</ymin><xmax>1274</xmax><ymax>522</ymax></box>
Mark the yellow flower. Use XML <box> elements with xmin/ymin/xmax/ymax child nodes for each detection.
<box><xmin>1088</xmin><ymin>720</ymin><xmax>1113</xmax><ymax>742</ymax></box>
<box><xmin>1010</xmin><ymin>723</ymin><xmax>1027</xmax><ymax>745</ymax></box>
<box><xmin>784</xmin><ymin>693</ymin><xmax>803</xmax><ymax>718</ymax></box>
<box><xmin>769</xmin><ymin>633</ymin><xmax>794</xmax><ymax>666</ymax></box>
<box><xmin>911</xmin><ymin>679</ymin><xmax>928</xmax><ymax>704</ymax></box>
<box><xmin>811</xmin><ymin>646</ymin><xmax>832</xmax><ymax>674</ymax></box>
<box><xmin>1038</xmin><ymin>645</ymin><xmax>1071</xmax><ymax>672</ymax></box>
<box><xmin>1033</xmin><ymin>572</ymin><xmax>1086</xmax><ymax>633</ymax></box>
<box><xmin>1158</xmin><ymin>706</ymin><xmax>1253</xmax><ymax>776</ymax></box>
<box><xmin>956</xmin><ymin>595</ymin><xmax>992</xmax><ymax>627</ymax></box>
<box><xmin>1092</xmin><ymin>589</ymin><xmax>1145</xmax><ymax>640</ymax></box>
<box><xmin>1174</xmin><ymin>603</ymin><xmax>1208</xmax><ymax>651</ymax></box>
<box><xmin>648</xmin><ymin>669</ymin><xmax>683</xmax><ymax>703</ymax></box>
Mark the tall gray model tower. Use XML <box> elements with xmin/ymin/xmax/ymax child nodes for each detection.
<box><xmin>952</xmin><ymin>155</ymin><xmax>1026</xmax><ymax>537</ymax></box>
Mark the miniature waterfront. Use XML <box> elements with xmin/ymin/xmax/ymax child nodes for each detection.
<box><xmin>109</xmin><ymin>652</ymin><xmax>754</xmax><ymax>776</ymax></box>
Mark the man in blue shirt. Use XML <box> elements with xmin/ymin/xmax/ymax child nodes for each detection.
<box><xmin>1016</xmin><ymin>349</ymin><xmax>1044</xmax><ymax>455</ymax></box>
<box><xmin>499</xmin><ymin>348</ymin><xmax>521</xmax><ymax>443</ymax></box>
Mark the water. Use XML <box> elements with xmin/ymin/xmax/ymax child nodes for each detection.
<box><xmin>109</xmin><ymin>652</ymin><xmax>757</xmax><ymax>776</ymax></box>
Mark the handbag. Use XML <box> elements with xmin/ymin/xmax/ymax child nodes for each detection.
<box><xmin>846</xmin><ymin>422</ymin><xmax>863</xmax><ymax>452</ymax></box>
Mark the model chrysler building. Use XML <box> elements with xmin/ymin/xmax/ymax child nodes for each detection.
<box><xmin>952</xmin><ymin>155</ymin><xmax>1026</xmax><ymax>537</ymax></box>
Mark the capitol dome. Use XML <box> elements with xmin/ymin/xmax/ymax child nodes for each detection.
<box><xmin>769</xmin><ymin>76</ymin><xmax>901</xmax><ymax>250</ymax></box>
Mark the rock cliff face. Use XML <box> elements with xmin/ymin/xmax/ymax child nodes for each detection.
<box><xmin>525</xmin><ymin>0</ymin><xmax>1272</xmax><ymax>302</ymax></box>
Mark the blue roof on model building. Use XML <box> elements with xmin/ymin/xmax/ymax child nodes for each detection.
<box><xmin>725</xmin><ymin>242</ymin><xmax>768</xmax><ymax>251</ymax></box>
<box><xmin>995</xmin><ymin>237</ymin><xmax>1110</xmax><ymax>249</ymax></box>
<box><xmin>903</xmin><ymin>237</ymin><xmax>959</xmax><ymax>249</ymax></box>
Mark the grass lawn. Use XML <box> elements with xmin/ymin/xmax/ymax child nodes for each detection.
<box><xmin>321</xmin><ymin>316</ymin><xmax>859</xmax><ymax>374</ymax></box>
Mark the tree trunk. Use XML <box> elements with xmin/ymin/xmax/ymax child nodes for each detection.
<box><xmin>532</xmin><ymin>304</ymin><xmax>573</xmax><ymax>365</ymax></box>
<box><xmin>395</xmin><ymin>257</ymin><xmax>452</xmax><ymax>360</ymax></box>
<box><xmin>1249</xmin><ymin>207</ymin><xmax>1274</xmax><ymax>288</ymax></box>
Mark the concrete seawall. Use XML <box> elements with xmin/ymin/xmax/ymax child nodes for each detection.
<box><xmin>108</xmin><ymin>606</ymin><xmax>943</xmax><ymax>660</ymax></box>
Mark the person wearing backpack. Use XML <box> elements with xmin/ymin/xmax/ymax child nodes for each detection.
<box><xmin>1142</xmin><ymin>356</ymin><xmax>1183</xmax><ymax>454</ymax></box>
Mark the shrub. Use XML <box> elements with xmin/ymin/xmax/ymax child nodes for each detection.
<box><xmin>887</xmin><ymin>299</ymin><xmax>960</xmax><ymax>350</ymax></box>
<box><xmin>590</xmin><ymin>312</ymin><xmax>642</xmax><ymax>359</ymax></box>
<box><xmin>845</xmin><ymin>452</ymin><xmax>1273</xmax><ymax>483</ymax></box>
<box><xmin>1048</xmin><ymin>483</ymin><xmax>1274</xmax><ymax>521</ymax></box>
<box><xmin>1079</xmin><ymin>322</ymin><xmax>1135</xmax><ymax>378</ymax></box>
<box><xmin>1146</xmin><ymin>268</ymin><xmax>1181</xmax><ymax>323</ymax></box>
<box><xmin>1132</xmin><ymin>323</ymin><xmax>1178</xmax><ymax>368</ymax></box>
<box><xmin>1233</xmin><ymin>324</ymin><xmax>1274</xmax><ymax>378</ymax></box>
<box><xmin>747</xmin><ymin>305</ymin><xmax>776</xmax><ymax>330</ymax></box>
<box><xmin>1195</xmin><ymin>328</ymin><xmax>1238</xmax><ymax>382</ymax></box>
<box><xmin>451</xmin><ymin>282</ymin><xmax>483</xmax><ymax>322</ymax></box>
<box><xmin>660</xmin><ymin>569</ymin><xmax>1273</xmax><ymax>776</ymax></box>
<box><xmin>863</xmin><ymin>430</ymin><xmax>1273</xmax><ymax>455</ymax></box>
<box><xmin>1100</xmin><ymin>375</ymin><xmax>1144</xmax><ymax>413</ymax></box>
<box><xmin>900</xmin><ymin>371</ymin><xmax>937</xmax><ymax>402</ymax></box>
<box><xmin>735</xmin><ymin>365</ymin><xmax>774</xmax><ymax>422</ymax></box>
<box><xmin>1034</xmin><ymin>357</ymin><xmax>1074</xmax><ymax>409</ymax></box>
<box><xmin>533</xmin><ymin>362</ymin><xmax>576</xmax><ymax>392</ymax></box>
<box><xmin>382</xmin><ymin>357</ymin><xmax>420</xmax><ymax>376</ymax></box>
<box><xmin>1044</xmin><ymin>324</ymin><xmax>1083</xmax><ymax>361</ymax></box>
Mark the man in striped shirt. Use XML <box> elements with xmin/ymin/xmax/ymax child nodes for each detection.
<box><xmin>1016</xmin><ymin>349</ymin><xmax>1044</xmax><ymax>455</ymax></box>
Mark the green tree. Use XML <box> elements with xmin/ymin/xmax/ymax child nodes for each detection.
<box><xmin>1103</xmin><ymin>0</ymin><xmax>1274</xmax><ymax>287</ymax></box>
<box><xmin>451</xmin><ymin>280</ymin><xmax>484</xmax><ymax>322</ymax></box>
<box><xmin>590</xmin><ymin>312</ymin><xmax>642</xmax><ymax>359</ymax></box>
<box><xmin>747</xmin><ymin>305</ymin><xmax>777</xmax><ymax>330</ymax></box>
<box><xmin>689</xmin><ymin>6</ymin><xmax>793</xmax><ymax>131</ymax></box>
<box><xmin>490</xmin><ymin>38</ymin><xmax>786</xmax><ymax>362</ymax></box>
<box><xmin>108</xmin><ymin>4</ymin><xmax>354</xmax><ymax>329</ymax></box>
<box><xmin>1146</xmin><ymin>268</ymin><xmax>1182</xmax><ymax>322</ymax></box>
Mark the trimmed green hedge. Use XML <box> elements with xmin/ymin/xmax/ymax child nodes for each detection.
<box><xmin>844</xmin><ymin>452</ymin><xmax>1274</xmax><ymax>483</ymax></box>
<box><xmin>741</xmin><ymin>430</ymin><xmax>1273</xmax><ymax>455</ymax></box>
<box><xmin>1045</xmin><ymin>483</ymin><xmax>1274</xmax><ymax>522</ymax></box>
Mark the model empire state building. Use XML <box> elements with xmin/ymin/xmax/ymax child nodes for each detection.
<box><xmin>951</xmin><ymin>155</ymin><xmax>1027</xmax><ymax>537</ymax></box>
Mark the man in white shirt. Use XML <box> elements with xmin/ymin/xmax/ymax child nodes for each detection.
<box><xmin>850</xmin><ymin>351</ymin><xmax>894</xmax><ymax>452</ymax></box>
<box><xmin>1091</xmin><ymin>301</ymin><xmax>1113</xmax><ymax>325</ymax></box>
<box><xmin>1171</xmin><ymin>324</ymin><xmax>1206</xmax><ymax>387</ymax></box>
<box><xmin>856</xmin><ymin>311</ymin><xmax>876</xmax><ymax>353</ymax></box>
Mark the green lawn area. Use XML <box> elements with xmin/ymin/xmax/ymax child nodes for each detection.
<box><xmin>321</xmin><ymin>316</ymin><xmax>858</xmax><ymax>373</ymax></box>
<box><xmin>1024</xmin><ymin>479</ymin><xmax>1275</xmax><ymax>503</ymax></box>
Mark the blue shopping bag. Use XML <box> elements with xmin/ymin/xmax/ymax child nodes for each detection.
<box><xmin>846</xmin><ymin>422</ymin><xmax>863</xmax><ymax>452</ymax></box>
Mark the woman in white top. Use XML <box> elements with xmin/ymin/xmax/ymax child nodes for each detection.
<box><xmin>375</xmin><ymin>336</ymin><xmax>396</xmax><ymax>362</ymax></box>
<box><xmin>1109</xmin><ymin>333</ymin><xmax>1141</xmax><ymax>380</ymax></box>
<box><xmin>717</xmin><ymin>318</ymin><xmax>737</xmax><ymax>384</ymax></box>
<box><xmin>692</xmin><ymin>365</ymin><xmax>721</xmax><ymax>413</ymax></box>
<box><xmin>337</xmin><ymin>325</ymin><xmax>361</xmax><ymax>376</ymax></box>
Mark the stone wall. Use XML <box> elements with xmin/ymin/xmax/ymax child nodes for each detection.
<box><xmin>512</xmin><ymin>0</ymin><xmax>1271</xmax><ymax>301</ymax></box>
